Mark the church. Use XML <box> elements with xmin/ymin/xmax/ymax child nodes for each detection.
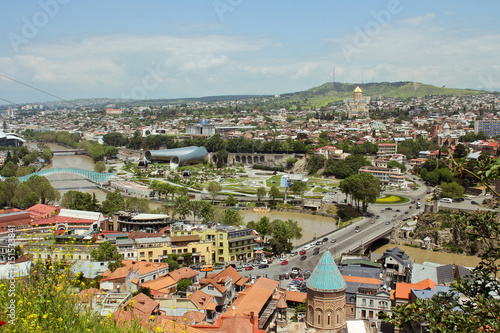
<box><xmin>306</xmin><ymin>251</ymin><xmax>348</xmax><ymax>332</ymax></box>
<box><xmin>344</xmin><ymin>86</ymin><xmax>370</xmax><ymax>118</ymax></box>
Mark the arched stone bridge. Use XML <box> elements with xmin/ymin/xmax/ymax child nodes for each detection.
<box><xmin>0</xmin><ymin>168</ymin><xmax>117</xmax><ymax>185</ymax></box>
<box><xmin>208</xmin><ymin>152</ymin><xmax>304</xmax><ymax>166</ymax></box>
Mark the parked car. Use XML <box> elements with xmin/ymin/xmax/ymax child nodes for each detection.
<box><xmin>322</xmin><ymin>237</ymin><xmax>328</xmax><ymax>242</ymax></box>
<box><xmin>313</xmin><ymin>248</ymin><xmax>320</xmax><ymax>255</ymax></box>
<box><xmin>385</xmin><ymin>221</ymin><xmax>391</xmax><ymax>225</ymax></box>
<box><xmin>376</xmin><ymin>215</ymin><xmax>380</xmax><ymax>219</ymax></box>
<box><xmin>245</xmin><ymin>266</ymin><xmax>254</xmax><ymax>271</ymax></box>
<box><xmin>258</xmin><ymin>264</ymin><xmax>269</xmax><ymax>269</ymax></box>
<box><xmin>396</xmin><ymin>209</ymin><xmax>401</xmax><ymax>212</ymax></box>
<box><xmin>331</xmin><ymin>239</ymin><xmax>337</xmax><ymax>243</ymax></box>
<box><xmin>290</xmin><ymin>251</ymin><xmax>298</xmax><ymax>257</ymax></box>
<box><xmin>471</xmin><ymin>200</ymin><xmax>478</xmax><ymax>205</ymax></box>
<box><xmin>281</xmin><ymin>260</ymin><xmax>289</xmax><ymax>265</ymax></box>
<box><xmin>299</xmin><ymin>250</ymin><xmax>306</xmax><ymax>255</ymax></box>
<box><xmin>300</xmin><ymin>255</ymin><xmax>307</xmax><ymax>261</ymax></box>
<box><xmin>315</xmin><ymin>241</ymin><xmax>322</xmax><ymax>246</ymax></box>
<box><xmin>385</xmin><ymin>207</ymin><xmax>392</xmax><ymax>210</ymax></box>
<box><xmin>355</xmin><ymin>226</ymin><xmax>361</xmax><ymax>233</ymax></box>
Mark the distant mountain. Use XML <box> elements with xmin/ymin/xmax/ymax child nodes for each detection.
<box><xmin>277</xmin><ymin>81</ymin><xmax>486</xmax><ymax>107</ymax></box>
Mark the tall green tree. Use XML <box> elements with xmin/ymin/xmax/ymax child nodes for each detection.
<box><xmin>101</xmin><ymin>190</ymin><xmax>125</xmax><ymax>216</ymax></box>
<box><xmin>94</xmin><ymin>161</ymin><xmax>106</xmax><ymax>173</ymax></box>
<box><xmin>269</xmin><ymin>186</ymin><xmax>280</xmax><ymax>204</ymax></box>
<box><xmin>256</xmin><ymin>187</ymin><xmax>267</xmax><ymax>204</ymax></box>
<box><xmin>207</xmin><ymin>181</ymin><xmax>222</xmax><ymax>204</ymax></box>
<box><xmin>91</xmin><ymin>241</ymin><xmax>123</xmax><ymax>261</ymax></box>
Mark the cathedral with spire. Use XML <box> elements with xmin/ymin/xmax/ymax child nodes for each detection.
<box><xmin>344</xmin><ymin>86</ymin><xmax>371</xmax><ymax>118</ymax></box>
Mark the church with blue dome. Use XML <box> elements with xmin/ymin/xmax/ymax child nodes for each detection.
<box><xmin>306</xmin><ymin>251</ymin><xmax>347</xmax><ymax>332</ymax></box>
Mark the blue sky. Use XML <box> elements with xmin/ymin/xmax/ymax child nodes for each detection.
<box><xmin>1</xmin><ymin>0</ymin><xmax>499</xmax><ymax>104</ymax></box>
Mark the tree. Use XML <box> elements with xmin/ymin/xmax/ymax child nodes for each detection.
<box><xmin>91</xmin><ymin>241</ymin><xmax>123</xmax><ymax>261</ymax></box>
<box><xmin>268</xmin><ymin>219</ymin><xmax>302</xmax><ymax>254</ymax></box>
<box><xmin>173</xmin><ymin>195</ymin><xmax>191</xmax><ymax>219</ymax></box>
<box><xmin>255</xmin><ymin>216</ymin><xmax>271</xmax><ymax>243</ymax></box>
<box><xmin>1</xmin><ymin>161</ymin><xmax>18</xmax><ymax>177</ymax></box>
<box><xmin>269</xmin><ymin>186</ymin><xmax>280</xmax><ymax>204</ymax></box>
<box><xmin>439</xmin><ymin>182</ymin><xmax>464</xmax><ymax>199</ymax></box>
<box><xmin>207</xmin><ymin>181</ymin><xmax>222</xmax><ymax>204</ymax></box>
<box><xmin>40</xmin><ymin>148</ymin><xmax>53</xmax><ymax>163</ymax></box>
<box><xmin>387</xmin><ymin>160</ymin><xmax>406</xmax><ymax>172</ymax></box>
<box><xmin>307</xmin><ymin>154</ymin><xmax>325</xmax><ymax>175</ymax></box>
<box><xmin>60</xmin><ymin>191</ymin><xmax>100</xmax><ymax>211</ymax></box>
<box><xmin>222</xmin><ymin>209</ymin><xmax>243</xmax><ymax>226</ymax></box>
<box><xmin>290</xmin><ymin>181</ymin><xmax>306</xmax><ymax>198</ymax></box>
<box><xmin>256</xmin><ymin>187</ymin><xmax>267</xmax><ymax>204</ymax></box>
<box><xmin>225</xmin><ymin>194</ymin><xmax>237</xmax><ymax>207</ymax></box>
<box><xmin>176</xmin><ymin>278</ymin><xmax>192</xmax><ymax>293</ymax></box>
<box><xmin>101</xmin><ymin>190</ymin><xmax>125</xmax><ymax>216</ymax></box>
<box><xmin>125</xmin><ymin>197</ymin><xmax>150</xmax><ymax>213</ymax></box>
<box><xmin>94</xmin><ymin>161</ymin><xmax>106</xmax><ymax>173</ymax></box>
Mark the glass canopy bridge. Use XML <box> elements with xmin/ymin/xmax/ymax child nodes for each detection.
<box><xmin>0</xmin><ymin>168</ymin><xmax>117</xmax><ymax>186</ymax></box>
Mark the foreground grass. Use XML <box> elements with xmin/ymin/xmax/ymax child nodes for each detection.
<box><xmin>375</xmin><ymin>195</ymin><xmax>409</xmax><ymax>204</ymax></box>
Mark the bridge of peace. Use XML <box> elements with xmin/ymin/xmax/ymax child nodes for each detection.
<box><xmin>0</xmin><ymin>168</ymin><xmax>117</xmax><ymax>186</ymax></box>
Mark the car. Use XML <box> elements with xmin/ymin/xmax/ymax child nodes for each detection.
<box><xmin>385</xmin><ymin>221</ymin><xmax>391</xmax><ymax>225</ymax></box>
<box><xmin>300</xmin><ymin>255</ymin><xmax>307</xmax><ymax>261</ymax></box>
<box><xmin>291</xmin><ymin>268</ymin><xmax>300</xmax><ymax>274</ymax></box>
<box><xmin>313</xmin><ymin>248</ymin><xmax>320</xmax><ymax>255</ymax></box>
<box><xmin>385</xmin><ymin>207</ymin><xmax>392</xmax><ymax>210</ymax></box>
<box><xmin>404</xmin><ymin>211</ymin><xmax>409</xmax><ymax>214</ymax></box>
<box><xmin>258</xmin><ymin>264</ymin><xmax>269</xmax><ymax>269</ymax></box>
<box><xmin>393</xmin><ymin>214</ymin><xmax>397</xmax><ymax>217</ymax></box>
<box><xmin>371</xmin><ymin>220</ymin><xmax>375</xmax><ymax>224</ymax></box>
<box><xmin>376</xmin><ymin>215</ymin><xmax>380</xmax><ymax>219</ymax></box>
<box><xmin>315</xmin><ymin>241</ymin><xmax>322</xmax><ymax>246</ymax></box>
<box><xmin>290</xmin><ymin>251</ymin><xmax>298</xmax><ymax>257</ymax></box>
<box><xmin>322</xmin><ymin>237</ymin><xmax>328</xmax><ymax>243</ymax></box>
<box><xmin>245</xmin><ymin>266</ymin><xmax>254</xmax><ymax>271</ymax></box>
<box><xmin>471</xmin><ymin>200</ymin><xmax>478</xmax><ymax>205</ymax></box>
<box><xmin>299</xmin><ymin>250</ymin><xmax>306</xmax><ymax>255</ymax></box>
<box><xmin>355</xmin><ymin>226</ymin><xmax>360</xmax><ymax>233</ymax></box>
<box><xmin>304</xmin><ymin>244</ymin><xmax>312</xmax><ymax>250</ymax></box>
<box><xmin>396</xmin><ymin>209</ymin><xmax>401</xmax><ymax>212</ymax></box>
<box><xmin>409</xmin><ymin>206</ymin><xmax>412</xmax><ymax>209</ymax></box>
<box><xmin>281</xmin><ymin>260</ymin><xmax>289</xmax><ymax>265</ymax></box>
<box><xmin>411</xmin><ymin>200</ymin><xmax>415</xmax><ymax>204</ymax></box>
<box><xmin>331</xmin><ymin>239</ymin><xmax>337</xmax><ymax>243</ymax></box>
<box><xmin>291</xmin><ymin>266</ymin><xmax>301</xmax><ymax>272</ymax></box>
<box><xmin>380</xmin><ymin>209</ymin><xmax>384</xmax><ymax>213</ymax></box>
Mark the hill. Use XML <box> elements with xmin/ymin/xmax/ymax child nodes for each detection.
<box><xmin>277</xmin><ymin>81</ymin><xmax>485</xmax><ymax>108</ymax></box>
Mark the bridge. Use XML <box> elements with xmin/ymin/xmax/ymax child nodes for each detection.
<box><xmin>0</xmin><ymin>168</ymin><xmax>117</xmax><ymax>185</ymax></box>
<box><xmin>52</xmin><ymin>149</ymin><xmax>87</xmax><ymax>155</ymax></box>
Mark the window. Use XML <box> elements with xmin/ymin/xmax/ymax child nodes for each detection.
<box><xmin>192</xmin><ymin>248</ymin><xmax>197</xmax><ymax>253</ymax></box>
<box><xmin>337</xmin><ymin>314</ymin><xmax>339</xmax><ymax>324</ymax></box>
<box><xmin>219</xmin><ymin>242</ymin><xmax>223</xmax><ymax>247</ymax></box>
<box><xmin>361</xmin><ymin>310</ymin><xmax>366</xmax><ymax>318</ymax></box>
<box><xmin>369</xmin><ymin>300</ymin><xmax>373</xmax><ymax>306</ymax></box>
<box><xmin>317</xmin><ymin>314</ymin><xmax>321</xmax><ymax>325</ymax></box>
<box><xmin>163</xmin><ymin>250</ymin><xmax>167</xmax><ymax>256</ymax></box>
<box><xmin>219</xmin><ymin>234</ymin><xmax>223</xmax><ymax>240</ymax></box>
<box><xmin>172</xmin><ymin>250</ymin><xmax>176</xmax><ymax>254</ymax></box>
<box><xmin>148</xmin><ymin>251</ymin><xmax>153</xmax><ymax>257</ymax></box>
<box><xmin>362</xmin><ymin>299</ymin><xmax>366</xmax><ymax>306</ymax></box>
<box><xmin>219</xmin><ymin>250</ymin><xmax>223</xmax><ymax>254</ymax></box>
<box><xmin>327</xmin><ymin>314</ymin><xmax>331</xmax><ymax>325</ymax></box>
<box><xmin>140</xmin><ymin>252</ymin><xmax>145</xmax><ymax>257</ymax></box>
<box><xmin>183</xmin><ymin>249</ymin><xmax>188</xmax><ymax>253</ymax></box>
<box><xmin>208</xmin><ymin>286</ymin><xmax>214</xmax><ymax>291</ymax></box>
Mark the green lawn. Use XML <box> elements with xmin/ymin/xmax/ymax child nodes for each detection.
<box><xmin>375</xmin><ymin>195</ymin><xmax>410</xmax><ymax>204</ymax></box>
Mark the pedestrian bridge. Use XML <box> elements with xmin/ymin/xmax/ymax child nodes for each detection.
<box><xmin>0</xmin><ymin>168</ymin><xmax>117</xmax><ymax>185</ymax></box>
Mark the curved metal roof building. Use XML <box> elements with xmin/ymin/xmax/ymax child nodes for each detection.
<box><xmin>145</xmin><ymin>146</ymin><xmax>208</xmax><ymax>169</ymax></box>
<box><xmin>0</xmin><ymin>132</ymin><xmax>26</xmax><ymax>147</ymax></box>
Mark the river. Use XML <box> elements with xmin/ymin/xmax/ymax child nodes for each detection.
<box><xmin>240</xmin><ymin>210</ymin><xmax>337</xmax><ymax>246</ymax></box>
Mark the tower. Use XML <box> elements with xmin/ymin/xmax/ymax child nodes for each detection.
<box><xmin>353</xmin><ymin>86</ymin><xmax>362</xmax><ymax>100</ymax></box>
<box><xmin>306</xmin><ymin>252</ymin><xmax>347</xmax><ymax>332</ymax></box>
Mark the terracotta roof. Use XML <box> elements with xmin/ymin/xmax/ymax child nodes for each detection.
<box><xmin>101</xmin><ymin>260</ymin><xmax>168</xmax><ymax>281</ymax></box>
<box><xmin>395</xmin><ymin>278</ymin><xmax>437</xmax><ymax>300</ymax></box>
<box><xmin>215</xmin><ymin>266</ymin><xmax>243</xmax><ymax>285</ymax></box>
<box><xmin>141</xmin><ymin>275</ymin><xmax>177</xmax><ymax>294</ymax></box>
<box><xmin>26</xmin><ymin>204</ymin><xmax>59</xmax><ymax>220</ymax></box>
<box><xmin>171</xmin><ymin>235</ymin><xmax>200</xmax><ymax>243</ymax></box>
<box><xmin>159</xmin><ymin>318</ymin><xmax>210</xmax><ymax>333</ymax></box>
<box><xmin>191</xmin><ymin>313</ymin><xmax>265</xmax><ymax>333</ymax></box>
<box><xmin>252</xmin><ymin>277</ymin><xmax>279</xmax><ymax>290</ymax></box>
<box><xmin>167</xmin><ymin>267</ymin><xmax>198</xmax><ymax>282</ymax></box>
<box><xmin>236</xmin><ymin>277</ymin><xmax>249</xmax><ymax>286</ymax></box>
<box><xmin>342</xmin><ymin>275</ymin><xmax>382</xmax><ymax>285</ymax></box>
<box><xmin>78</xmin><ymin>288</ymin><xmax>103</xmax><ymax>303</ymax></box>
<box><xmin>206</xmin><ymin>302</ymin><xmax>217</xmax><ymax>311</ymax></box>
<box><xmin>223</xmin><ymin>283</ymin><xmax>274</xmax><ymax>316</ymax></box>
<box><xmin>276</xmin><ymin>295</ymin><xmax>287</xmax><ymax>309</ymax></box>
<box><xmin>285</xmin><ymin>290</ymin><xmax>307</xmax><ymax>303</ymax></box>
<box><xmin>125</xmin><ymin>293</ymin><xmax>159</xmax><ymax>315</ymax></box>
<box><xmin>189</xmin><ymin>290</ymin><xmax>214</xmax><ymax>310</ymax></box>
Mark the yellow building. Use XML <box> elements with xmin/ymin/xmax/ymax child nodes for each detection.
<box><xmin>192</xmin><ymin>226</ymin><xmax>258</xmax><ymax>264</ymax></box>
<box><xmin>344</xmin><ymin>86</ymin><xmax>370</xmax><ymax>118</ymax></box>
<box><xmin>136</xmin><ymin>234</ymin><xmax>213</xmax><ymax>265</ymax></box>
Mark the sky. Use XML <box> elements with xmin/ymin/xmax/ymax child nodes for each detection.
<box><xmin>1</xmin><ymin>0</ymin><xmax>500</xmax><ymax>104</ymax></box>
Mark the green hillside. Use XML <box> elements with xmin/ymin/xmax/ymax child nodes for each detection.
<box><xmin>278</xmin><ymin>81</ymin><xmax>485</xmax><ymax>108</ymax></box>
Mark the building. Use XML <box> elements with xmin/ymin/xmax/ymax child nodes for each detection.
<box><xmin>192</xmin><ymin>225</ymin><xmax>258</xmax><ymax>264</ymax></box>
<box><xmin>377</xmin><ymin>143</ymin><xmax>398</xmax><ymax>157</ymax></box>
<box><xmin>0</xmin><ymin>132</ymin><xmax>26</xmax><ymax>147</ymax></box>
<box><xmin>344</xmin><ymin>86</ymin><xmax>370</xmax><ymax>118</ymax></box>
<box><xmin>112</xmin><ymin>212</ymin><xmax>171</xmax><ymax>233</ymax></box>
<box><xmin>145</xmin><ymin>146</ymin><xmax>208</xmax><ymax>169</ymax></box>
<box><xmin>376</xmin><ymin>247</ymin><xmax>412</xmax><ymax>288</ymax></box>
<box><xmin>306</xmin><ymin>251</ymin><xmax>347</xmax><ymax>332</ymax></box>
<box><xmin>474</xmin><ymin>119</ymin><xmax>500</xmax><ymax>137</ymax></box>
<box><xmin>358</xmin><ymin>166</ymin><xmax>405</xmax><ymax>187</ymax></box>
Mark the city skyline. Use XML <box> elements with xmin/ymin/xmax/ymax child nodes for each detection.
<box><xmin>1</xmin><ymin>0</ymin><xmax>500</xmax><ymax>104</ymax></box>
